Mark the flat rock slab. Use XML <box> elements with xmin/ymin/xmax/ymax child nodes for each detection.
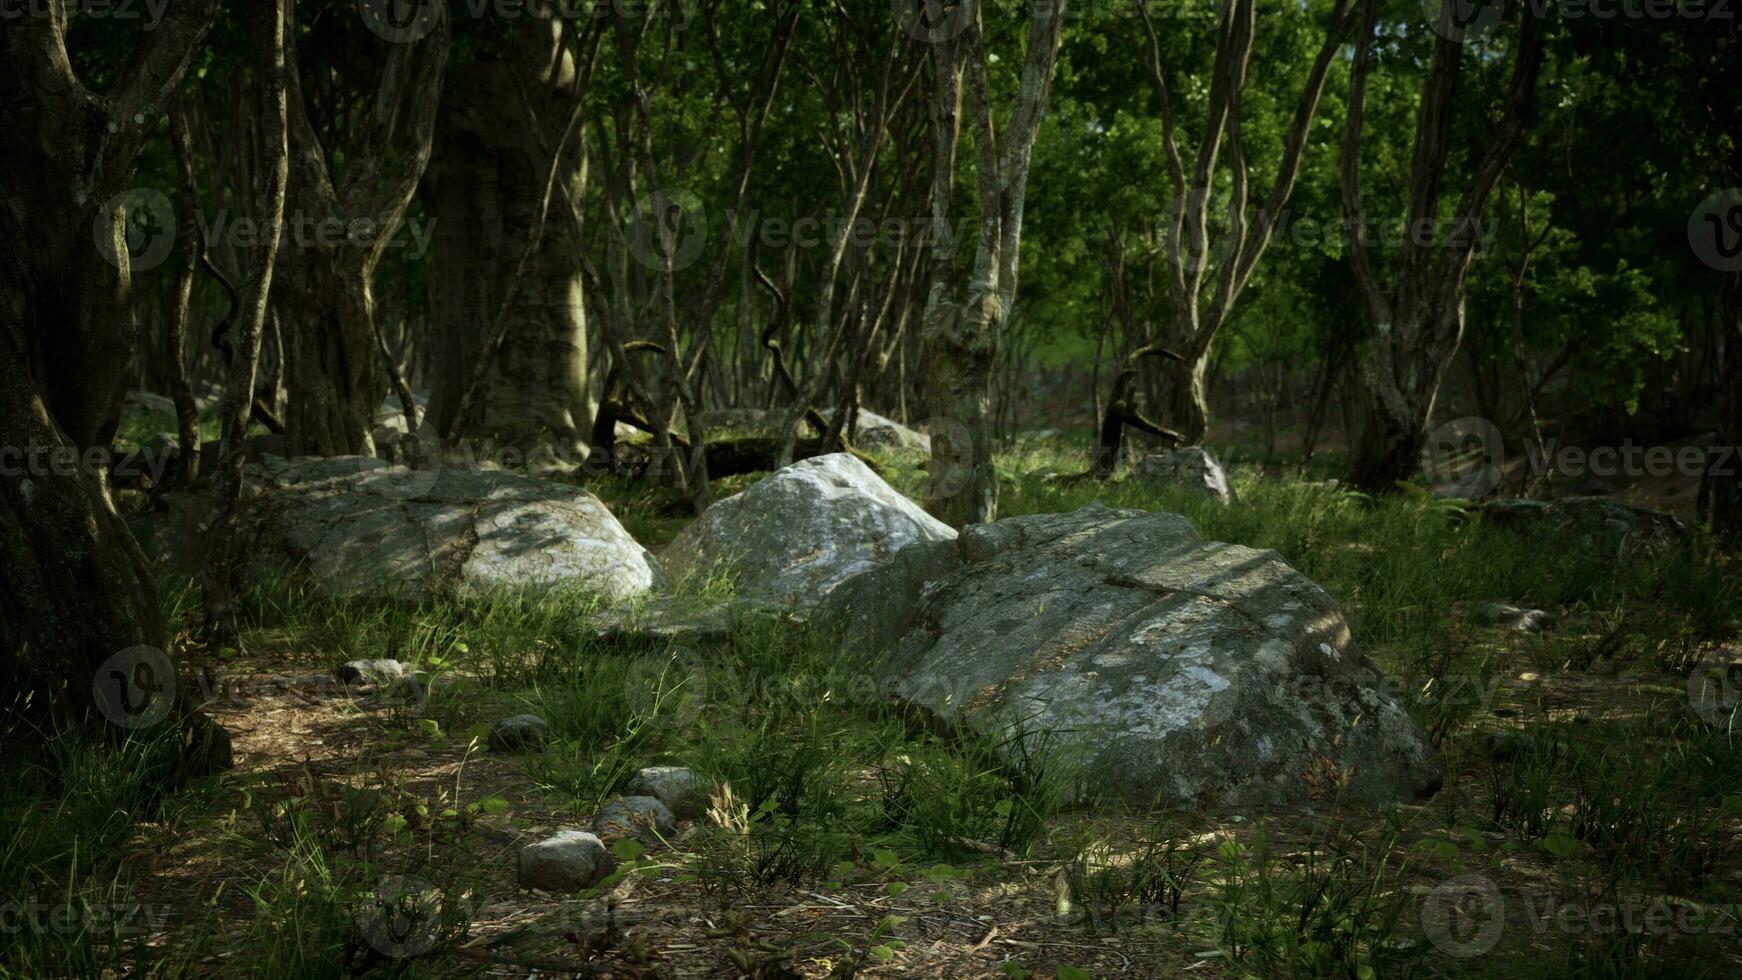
<box><xmin>662</xmin><ymin>453</ymin><xmax>954</xmax><ymax>610</ymax></box>
<box><xmin>239</xmin><ymin>456</ymin><xmax>664</xmax><ymax>601</ymax></box>
<box><xmin>1481</xmin><ymin>496</ymin><xmax>1687</xmax><ymax>558</ymax></box>
<box><xmin>882</xmin><ymin>503</ymin><xmax>1440</xmax><ymax>807</ymax></box>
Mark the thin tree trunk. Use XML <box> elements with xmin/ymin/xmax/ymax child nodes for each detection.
<box><xmin>1340</xmin><ymin>0</ymin><xmax>1544</xmax><ymax>491</ymax></box>
<box><xmin>203</xmin><ymin>0</ymin><xmax>292</xmax><ymax>649</ymax></box>
<box><xmin>167</xmin><ymin>103</ymin><xmax>205</xmax><ymax>488</ymax></box>
<box><xmin>922</xmin><ymin>0</ymin><xmax>1065</xmax><ymax>527</ymax></box>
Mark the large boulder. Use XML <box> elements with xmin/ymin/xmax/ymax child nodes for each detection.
<box><xmin>1480</xmin><ymin>496</ymin><xmax>1687</xmax><ymax>557</ymax></box>
<box><xmin>879</xmin><ymin>503</ymin><xmax>1440</xmax><ymax>807</ymax></box>
<box><xmin>662</xmin><ymin>453</ymin><xmax>955</xmax><ymax>610</ymax></box>
<box><xmin>236</xmin><ymin>456</ymin><xmax>664</xmax><ymax>601</ymax></box>
<box><xmin>1125</xmin><ymin>448</ymin><xmax>1236</xmax><ymax>505</ymax></box>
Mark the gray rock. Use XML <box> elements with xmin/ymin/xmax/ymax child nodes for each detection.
<box><xmin>592</xmin><ymin>796</ymin><xmax>677</xmax><ymax>843</ymax></box>
<box><xmin>517</xmin><ymin>831</ymin><xmax>614</xmax><ymax>892</ymax></box>
<box><xmin>1125</xmin><ymin>448</ymin><xmax>1236</xmax><ymax>505</ymax></box>
<box><xmin>839</xmin><ymin>409</ymin><xmax>930</xmax><ymax>454</ymax></box>
<box><xmin>1472</xmin><ymin>602</ymin><xmax>1554</xmax><ymax>633</ymax></box>
<box><xmin>814</xmin><ymin>538</ymin><xmax>962</xmax><ymax>656</ymax></box>
<box><xmin>237</xmin><ymin>457</ymin><xmax>665</xmax><ymax>601</ymax></box>
<box><xmin>625</xmin><ymin>766</ymin><xmax>708</xmax><ymax>818</ymax></box>
<box><xmin>1481</xmin><ymin>496</ymin><xmax>1687</xmax><ymax>558</ymax></box>
<box><xmin>337</xmin><ymin>659</ymin><xmax>411</xmax><ymax>686</ymax></box>
<box><xmin>489</xmin><ymin>714</ymin><xmax>549</xmax><ymax>751</ymax></box>
<box><xmin>662</xmin><ymin>453</ymin><xmax>955</xmax><ymax>610</ymax></box>
<box><xmin>881</xmin><ymin>503</ymin><xmax>1440</xmax><ymax>807</ymax></box>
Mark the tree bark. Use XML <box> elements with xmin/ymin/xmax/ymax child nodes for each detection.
<box><xmin>203</xmin><ymin>0</ymin><xmax>292</xmax><ymax>649</ymax></box>
<box><xmin>0</xmin><ymin>0</ymin><xmax>229</xmax><ymax>772</ymax></box>
<box><xmin>273</xmin><ymin>0</ymin><xmax>449</xmax><ymax>456</ymax></box>
<box><xmin>1135</xmin><ymin>0</ymin><xmax>1353</xmax><ymax>447</ymax></box>
<box><xmin>1340</xmin><ymin>0</ymin><xmax>1544</xmax><ymax>492</ymax></box>
<box><xmin>922</xmin><ymin>0</ymin><xmax>1065</xmax><ymax>527</ymax></box>
<box><xmin>427</xmin><ymin>19</ymin><xmax>593</xmax><ymax>461</ymax></box>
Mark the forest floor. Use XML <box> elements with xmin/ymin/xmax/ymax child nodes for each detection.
<box><xmin>5</xmin><ymin>434</ymin><xmax>1742</xmax><ymax>978</ymax></box>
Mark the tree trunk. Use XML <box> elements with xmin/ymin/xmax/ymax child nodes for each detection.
<box><xmin>922</xmin><ymin>0</ymin><xmax>1064</xmax><ymax>527</ymax></box>
<box><xmin>1707</xmin><ymin>271</ymin><xmax>1742</xmax><ymax>542</ymax></box>
<box><xmin>1340</xmin><ymin>0</ymin><xmax>1543</xmax><ymax>493</ymax></box>
<box><xmin>427</xmin><ymin>21</ymin><xmax>591</xmax><ymax>461</ymax></box>
<box><xmin>1162</xmin><ymin>350</ymin><xmax>1212</xmax><ymax>446</ymax></box>
<box><xmin>924</xmin><ymin>295</ymin><xmax>1002</xmax><ymax>527</ymax></box>
<box><xmin>275</xmin><ymin>250</ymin><xmax>383</xmax><ymax>456</ymax></box>
<box><xmin>204</xmin><ymin>0</ymin><xmax>292</xmax><ymax>648</ymax></box>
<box><xmin>272</xmin><ymin>2</ymin><xmax>449</xmax><ymax>457</ymax></box>
<box><xmin>0</xmin><ymin>0</ymin><xmax>229</xmax><ymax>772</ymax></box>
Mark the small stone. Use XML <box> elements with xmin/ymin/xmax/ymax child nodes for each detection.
<box><xmin>593</xmin><ymin>796</ymin><xmax>677</xmax><ymax>843</ymax></box>
<box><xmin>625</xmin><ymin>766</ymin><xmax>707</xmax><ymax>818</ymax></box>
<box><xmin>337</xmin><ymin>659</ymin><xmax>410</xmax><ymax>686</ymax></box>
<box><xmin>1473</xmin><ymin>602</ymin><xmax>1554</xmax><ymax>633</ymax></box>
<box><xmin>489</xmin><ymin>714</ymin><xmax>549</xmax><ymax>752</ymax></box>
<box><xmin>517</xmin><ymin>831</ymin><xmax>613</xmax><ymax>892</ymax></box>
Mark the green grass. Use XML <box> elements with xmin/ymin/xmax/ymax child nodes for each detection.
<box><xmin>3</xmin><ymin>436</ymin><xmax>1737</xmax><ymax>976</ymax></box>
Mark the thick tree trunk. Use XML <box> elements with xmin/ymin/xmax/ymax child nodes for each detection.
<box><xmin>275</xmin><ymin>254</ymin><xmax>383</xmax><ymax>456</ymax></box>
<box><xmin>924</xmin><ymin>294</ymin><xmax>1002</xmax><ymax>527</ymax></box>
<box><xmin>1346</xmin><ymin>300</ymin><xmax>1465</xmax><ymax>492</ymax></box>
<box><xmin>0</xmin><ymin>1</ymin><xmax>229</xmax><ymax>772</ymax></box>
<box><xmin>1162</xmin><ymin>350</ymin><xmax>1211</xmax><ymax>447</ymax></box>
<box><xmin>427</xmin><ymin>25</ymin><xmax>591</xmax><ymax>460</ymax></box>
<box><xmin>272</xmin><ymin>2</ymin><xmax>449</xmax><ymax>457</ymax></box>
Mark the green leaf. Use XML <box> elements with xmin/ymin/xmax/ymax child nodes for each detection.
<box><xmin>885</xmin><ymin>881</ymin><xmax>909</xmax><ymax>897</ymax></box>
<box><xmin>476</xmin><ymin>796</ymin><xmax>509</xmax><ymax>816</ymax></box>
<box><xmin>1057</xmin><ymin>966</ymin><xmax>1093</xmax><ymax>980</ymax></box>
<box><xmin>1540</xmin><ymin>833</ymin><xmax>1581</xmax><ymax>859</ymax></box>
<box><xmin>612</xmin><ymin>838</ymin><xmax>646</xmax><ymax>861</ymax></box>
